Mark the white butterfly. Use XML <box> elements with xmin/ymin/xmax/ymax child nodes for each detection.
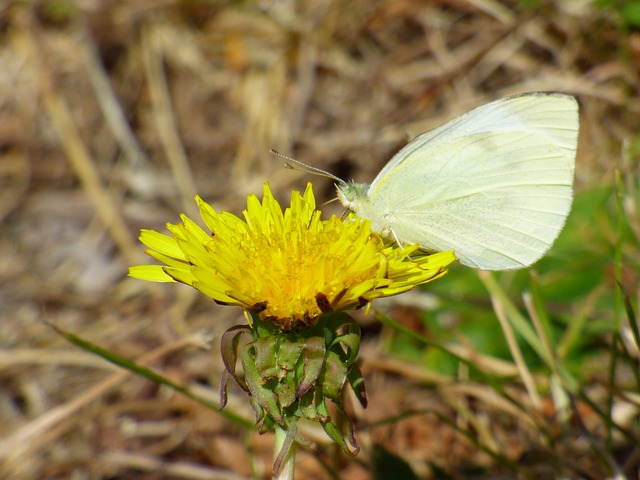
<box><xmin>335</xmin><ymin>92</ymin><xmax>579</xmax><ymax>270</ymax></box>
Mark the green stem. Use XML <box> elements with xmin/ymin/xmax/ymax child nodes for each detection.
<box><xmin>273</xmin><ymin>424</ymin><xmax>296</xmax><ymax>480</ymax></box>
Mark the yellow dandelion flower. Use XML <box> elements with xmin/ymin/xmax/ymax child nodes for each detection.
<box><xmin>129</xmin><ymin>183</ymin><xmax>455</xmax><ymax>329</ymax></box>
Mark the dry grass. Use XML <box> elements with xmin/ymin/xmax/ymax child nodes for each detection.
<box><xmin>1</xmin><ymin>0</ymin><xmax>638</xmax><ymax>478</ymax></box>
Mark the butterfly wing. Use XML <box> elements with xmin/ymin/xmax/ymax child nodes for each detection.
<box><xmin>365</xmin><ymin>93</ymin><xmax>578</xmax><ymax>270</ymax></box>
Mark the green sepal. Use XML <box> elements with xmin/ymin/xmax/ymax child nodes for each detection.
<box><xmin>328</xmin><ymin>314</ymin><xmax>361</xmax><ymax>367</ymax></box>
<box><xmin>251</xmin><ymin>395</ymin><xmax>278</xmax><ymax>434</ymax></box>
<box><xmin>260</xmin><ymin>416</ymin><xmax>277</xmax><ymax>434</ymax></box>
<box><xmin>347</xmin><ymin>362</ymin><xmax>368</xmax><ymax>408</ymax></box>
<box><xmin>294</xmin><ymin>389</ymin><xmax>318</xmax><ymax>420</ymax></box>
<box><xmin>320</xmin><ymin>350</ymin><xmax>348</xmax><ymax>401</ymax></box>
<box><xmin>220</xmin><ymin>325</ymin><xmax>252</xmax><ymax>391</ymax></box>
<box><xmin>276</xmin><ymin>372</ymin><xmax>297</xmax><ymax>408</ymax></box>
<box><xmin>219</xmin><ymin>369</ymin><xmax>232</xmax><ymax>409</ymax></box>
<box><xmin>315</xmin><ymin>386</ymin><xmax>359</xmax><ymax>456</ymax></box>
<box><xmin>254</xmin><ymin>336</ymin><xmax>278</xmax><ymax>379</ymax></box>
<box><xmin>277</xmin><ymin>336</ymin><xmax>305</xmax><ymax>373</ymax></box>
<box><xmin>296</xmin><ymin>336</ymin><xmax>325</xmax><ymax>397</ymax></box>
<box><xmin>242</xmin><ymin>343</ymin><xmax>284</xmax><ymax>425</ymax></box>
<box><xmin>249</xmin><ymin>396</ymin><xmax>265</xmax><ymax>424</ymax></box>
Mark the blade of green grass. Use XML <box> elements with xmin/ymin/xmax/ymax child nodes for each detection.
<box><xmin>51</xmin><ymin>323</ymin><xmax>254</xmax><ymax>429</ymax></box>
<box><xmin>377</xmin><ymin>312</ymin><xmax>528</xmax><ymax>416</ymax></box>
<box><xmin>479</xmin><ymin>271</ymin><xmax>579</xmax><ymax>393</ymax></box>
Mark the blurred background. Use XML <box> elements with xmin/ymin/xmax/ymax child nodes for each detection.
<box><xmin>1</xmin><ymin>0</ymin><xmax>639</xmax><ymax>478</ymax></box>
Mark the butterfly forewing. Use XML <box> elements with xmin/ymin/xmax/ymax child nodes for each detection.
<box><xmin>364</xmin><ymin>93</ymin><xmax>578</xmax><ymax>270</ymax></box>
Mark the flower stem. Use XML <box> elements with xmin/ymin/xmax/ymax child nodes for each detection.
<box><xmin>273</xmin><ymin>424</ymin><xmax>296</xmax><ymax>480</ymax></box>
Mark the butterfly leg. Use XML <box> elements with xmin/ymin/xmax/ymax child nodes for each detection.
<box><xmin>389</xmin><ymin>228</ymin><xmax>404</xmax><ymax>249</ymax></box>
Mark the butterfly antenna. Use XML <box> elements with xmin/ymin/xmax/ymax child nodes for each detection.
<box><xmin>319</xmin><ymin>196</ymin><xmax>341</xmax><ymax>208</ymax></box>
<box><xmin>270</xmin><ymin>149</ymin><xmax>346</xmax><ymax>185</ymax></box>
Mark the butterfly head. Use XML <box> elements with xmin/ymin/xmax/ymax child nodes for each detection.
<box><xmin>336</xmin><ymin>182</ymin><xmax>370</xmax><ymax>212</ymax></box>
